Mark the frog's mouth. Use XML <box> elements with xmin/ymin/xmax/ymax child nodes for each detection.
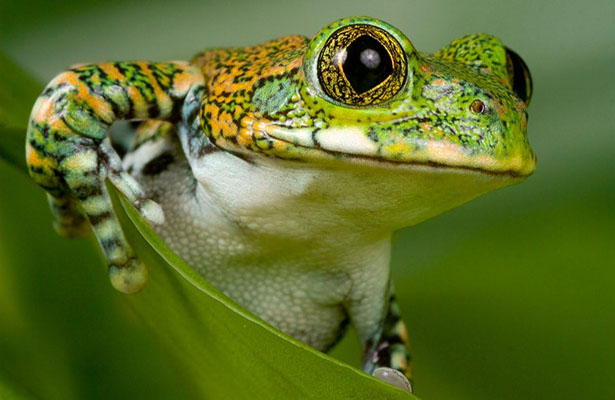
<box><xmin>264</xmin><ymin>125</ymin><xmax>535</xmax><ymax>178</ymax></box>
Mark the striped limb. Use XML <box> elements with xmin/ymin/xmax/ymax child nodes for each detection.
<box><xmin>362</xmin><ymin>289</ymin><xmax>413</xmax><ymax>392</ymax></box>
<box><xmin>26</xmin><ymin>61</ymin><xmax>204</xmax><ymax>293</ymax></box>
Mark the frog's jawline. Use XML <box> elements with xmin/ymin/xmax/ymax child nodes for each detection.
<box><xmin>269</xmin><ymin>136</ymin><xmax>527</xmax><ymax>179</ymax></box>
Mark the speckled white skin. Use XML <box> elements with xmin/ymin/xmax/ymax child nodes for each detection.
<box><xmin>126</xmin><ymin>134</ymin><xmax>512</xmax><ymax>351</ymax></box>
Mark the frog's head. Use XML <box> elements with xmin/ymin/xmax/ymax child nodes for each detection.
<box><xmin>197</xmin><ymin>17</ymin><xmax>536</xmax><ymax>229</ymax></box>
<box><xmin>200</xmin><ymin>16</ymin><xmax>534</xmax><ymax>175</ymax></box>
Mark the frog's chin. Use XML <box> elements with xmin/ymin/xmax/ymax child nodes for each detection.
<box><xmin>192</xmin><ymin>137</ymin><xmax>523</xmax><ymax>234</ymax></box>
<box><xmin>241</xmin><ymin>150</ymin><xmax>520</xmax><ymax>232</ymax></box>
<box><xmin>265</xmin><ymin>125</ymin><xmax>535</xmax><ymax>178</ymax></box>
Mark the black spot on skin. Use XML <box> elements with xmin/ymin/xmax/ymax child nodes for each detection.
<box><xmin>88</xmin><ymin>211</ymin><xmax>112</xmax><ymax>226</ymax></box>
<box><xmin>198</xmin><ymin>144</ymin><xmax>222</xmax><ymax>157</ymax></box>
<box><xmin>28</xmin><ymin>165</ymin><xmax>44</xmax><ymax>174</ymax></box>
<box><xmin>142</xmin><ymin>152</ymin><xmax>174</xmax><ymax>176</ymax></box>
<box><xmin>28</xmin><ymin>138</ymin><xmax>45</xmax><ymax>152</ymax></box>
<box><xmin>228</xmin><ymin>150</ymin><xmax>256</xmax><ymax>164</ymax></box>
<box><xmin>101</xmin><ymin>237</ymin><xmax>122</xmax><ymax>252</ymax></box>
<box><xmin>72</xmin><ymin>184</ymin><xmax>103</xmax><ymax>200</ymax></box>
<box><xmin>367</xmin><ymin>127</ymin><xmax>379</xmax><ymax>142</ymax></box>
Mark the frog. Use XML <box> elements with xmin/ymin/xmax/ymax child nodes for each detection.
<box><xmin>25</xmin><ymin>16</ymin><xmax>535</xmax><ymax>393</ymax></box>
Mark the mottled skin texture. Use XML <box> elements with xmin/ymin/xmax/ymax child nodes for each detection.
<box><xmin>26</xmin><ymin>17</ymin><xmax>535</xmax><ymax>392</ymax></box>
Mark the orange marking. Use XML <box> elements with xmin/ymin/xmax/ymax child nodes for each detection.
<box><xmin>100</xmin><ymin>63</ymin><xmax>126</xmax><ymax>82</ymax></box>
<box><xmin>218</xmin><ymin>110</ymin><xmax>238</xmax><ymax>137</ymax></box>
<box><xmin>141</xmin><ymin>63</ymin><xmax>171</xmax><ymax>117</ymax></box>
<box><xmin>237</xmin><ymin>128</ymin><xmax>253</xmax><ymax>146</ymax></box>
<box><xmin>26</xmin><ymin>144</ymin><xmax>55</xmax><ymax>170</ymax></box>
<box><xmin>49</xmin><ymin>115</ymin><xmax>69</xmax><ymax>131</ymax></box>
<box><xmin>127</xmin><ymin>85</ymin><xmax>148</xmax><ymax>118</ymax></box>
<box><xmin>74</xmin><ymin>78</ymin><xmax>114</xmax><ymax>123</ymax></box>
<box><xmin>233</xmin><ymin>104</ymin><xmax>244</xmax><ymax>119</ymax></box>
<box><xmin>51</xmin><ymin>70</ymin><xmax>79</xmax><ymax>87</ymax></box>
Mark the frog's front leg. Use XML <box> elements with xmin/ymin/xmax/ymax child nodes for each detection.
<box><xmin>349</xmin><ymin>282</ymin><xmax>413</xmax><ymax>392</ymax></box>
<box><xmin>26</xmin><ymin>61</ymin><xmax>204</xmax><ymax>293</ymax></box>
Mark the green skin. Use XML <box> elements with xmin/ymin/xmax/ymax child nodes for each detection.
<box><xmin>26</xmin><ymin>17</ymin><xmax>535</xmax><ymax>392</ymax></box>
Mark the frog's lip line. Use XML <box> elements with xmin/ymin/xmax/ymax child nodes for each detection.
<box><xmin>266</xmin><ymin>132</ymin><xmax>531</xmax><ymax>179</ymax></box>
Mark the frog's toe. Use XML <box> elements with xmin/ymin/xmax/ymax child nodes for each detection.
<box><xmin>139</xmin><ymin>199</ymin><xmax>165</xmax><ymax>225</ymax></box>
<box><xmin>100</xmin><ymin>139</ymin><xmax>164</xmax><ymax>225</ymax></box>
<box><xmin>109</xmin><ymin>258</ymin><xmax>148</xmax><ymax>294</ymax></box>
<box><xmin>373</xmin><ymin>367</ymin><xmax>413</xmax><ymax>393</ymax></box>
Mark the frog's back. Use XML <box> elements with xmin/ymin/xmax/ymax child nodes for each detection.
<box><xmin>191</xmin><ymin>35</ymin><xmax>308</xmax><ymax>95</ymax></box>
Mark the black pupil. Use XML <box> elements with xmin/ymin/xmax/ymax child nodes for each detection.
<box><xmin>341</xmin><ymin>35</ymin><xmax>392</xmax><ymax>94</ymax></box>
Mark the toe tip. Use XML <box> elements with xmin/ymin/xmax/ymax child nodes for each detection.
<box><xmin>373</xmin><ymin>367</ymin><xmax>413</xmax><ymax>393</ymax></box>
<box><xmin>141</xmin><ymin>200</ymin><xmax>165</xmax><ymax>225</ymax></box>
<box><xmin>109</xmin><ymin>259</ymin><xmax>148</xmax><ymax>294</ymax></box>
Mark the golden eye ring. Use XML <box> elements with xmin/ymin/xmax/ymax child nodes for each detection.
<box><xmin>470</xmin><ymin>99</ymin><xmax>486</xmax><ymax>114</ymax></box>
<box><xmin>317</xmin><ymin>24</ymin><xmax>407</xmax><ymax>106</ymax></box>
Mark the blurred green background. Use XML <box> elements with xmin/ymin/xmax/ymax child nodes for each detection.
<box><xmin>1</xmin><ymin>0</ymin><xmax>613</xmax><ymax>399</ymax></box>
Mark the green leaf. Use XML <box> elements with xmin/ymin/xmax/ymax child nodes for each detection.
<box><xmin>111</xmin><ymin>187</ymin><xmax>414</xmax><ymax>399</ymax></box>
<box><xmin>0</xmin><ymin>374</ymin><xmax>36</xmax><ymax>400</ymax></box>
<box><xmin>0</xmin><ymin>126</ymin><xmax>28</xmax><ymax>173</ymax></box>
<box><xmin>0</xmin><ymin>160</ymin><xmax>193</xmax><ymax>399</ymax></box>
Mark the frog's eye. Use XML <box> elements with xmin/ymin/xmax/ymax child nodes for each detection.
<box><xmin>505</xmin><ymin>48</ymin><xmax>533</xmax><ymax>106</ymax></box>
<box><xmin>317</xmin><ymin>24</ymin><xmax>407</xmax><ymax>106</ymax></box>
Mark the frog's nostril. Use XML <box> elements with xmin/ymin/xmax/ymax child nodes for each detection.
<box><xmin>470</xmin><ymin>99</ymin><xmax>486</xmax><ymax>114</ymax></box>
